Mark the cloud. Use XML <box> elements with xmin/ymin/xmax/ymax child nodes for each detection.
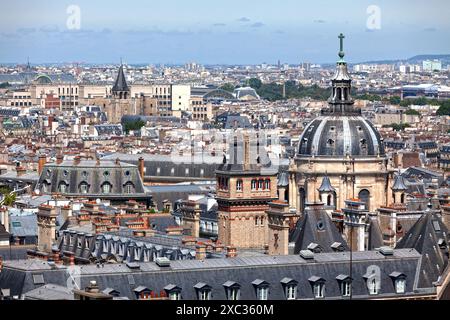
<box><xmin>40</xmin><ymin>25</ymin><xmax>59</xmax><ymax>33</ymax></box>
<box><xmin>313</xmin><ymin>19</ymin><xmax>326</xmax><ymax>24</ymax></box>
<box><xmin>250</xmin><ymin>22</ymin><xmax>265</xmax><ymax>28</ymax></box>
<box><xmin>237</xmin><ymin>17</ymin><xmax>251</xmax><ymax>22</ymax></box>
<box><xmin>213</xmin><ymin>23</ymin><xmax>226</xmax><ymax>27</ymax></box>
<box><xmin>423</xmin><ymin>27</ymin><xmax>437</xmax><ymax>32</ymax></box>
<box><xmin>17</xmin><ymin>27</ymin><xmax>36</xmax><ymax>35</ymax></box>
<box><xmin>275</xmin><ymin>30</ymin><xmax>285</xmax><ymax>34</ymax></box>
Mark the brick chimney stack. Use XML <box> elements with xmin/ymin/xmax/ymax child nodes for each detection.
<box><xmin>56</xmin><ymin>154</ymin><xmax>64</xmax><ymax>165</ymax></box>
<box><xmin>73</xmin><ymin>156</ymin><xmax>81</xmax><ymax>166</ymax></box>
<box><xmin>38</xmin><ymin>154</ymin><xmax>47</xmax><ymax>175</ymax></box>
<box><xmin>138</xmin><ymin>157</ymin><xmax>145</xmax><ymax>180</ymax></box>
<box><xmin>226</xmin><ymin>246</ymin><xmax>237</xmax><ymax>258</ymax></box>
<box><xmin>196</xmin><ymin>243</ymin><xmax>207</xmax><ymax>260</ymax></box>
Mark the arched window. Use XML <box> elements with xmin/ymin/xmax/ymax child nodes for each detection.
<box><xmin>327</xmin><ymin>194</ymin><xmax>332</xmax><ymax>206</ymax></box>
<box><xmin>358</xmin><ymin>189</ymin><xmax>370</xmax><ymax>210</ymax></box>
<box><xmin>79</xmin><ymin>182</ymin><xmax>89</xmax><ymax>194</ymax></box>
<box><xmin>400</xmin><ymin>193</ymin><xmax>405</xmax><ymax>204</ymax></box>
<box><xmin>258</xmin><ymin>179</ymin><xmax>264</xmax><ymax>190</ymax></box>
<box><xmin>251</xmin><ymin>179</ymin><xmax>257</xmax><ymax>190</ymax></box>
<box><xmin>265</xmin><ymin>179</ymin><xmax>271</xmax><ymax>190</ymax></box>
<box><xmin>102</xmin><ymin>182</ymin><xmax>112</xmax><ymax>194</ymax></box>
<box><xmin>58</xmin><ymin>182</ymin><xmax>68</xmax><ymax>193</ymax></box>
<box><xmin>124</xmin><ymin>182</ymin><xmax>135</xmax><ymax>194</ymax></box>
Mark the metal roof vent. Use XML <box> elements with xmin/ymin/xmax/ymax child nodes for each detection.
<box><xmin>379</xmin><ymin>246</ymin><xmax>394</xmax><ymax>256</ymax></box>
<box><xmin>299</xmin><ymin>250</ymin><xmax>314</xmax><ymax>260</ymax></box>
<box><xmin>155</xmin><ymin>257</ymin><xmax>171</xmax><ymax>267</ymax></box>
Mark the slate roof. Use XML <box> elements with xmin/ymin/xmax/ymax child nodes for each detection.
<box><xmin>392</xmin><ymin>174</ymin><xmax>408</xmax><ymax>191</ymax></box>
<box><xmin>9</xmin><ymin>214</ymin><xmax>37</xmax><ymax>238</ymax></box>
<box><xmin>318</xmin><ymin>176</ymin><xmax>335</xmax><ymax>192</ymax></box>
<box><xmin>396</xmin><ymin>211</ymin><xmax>449</xmax><ymax>288</ymax></box>
<box><xmin>112</xmin><ymin>65</ymin><xmax>130</xmax><ymax>93</ymax></box>
<box><xmin>289</xmin><ymin>203</ymin><xmax>348</xmax><ymax>254</ymax></box>
<box><xmin>0</xmin><ymin>249</ymin><xmax>434</xmax><ymax>300</ymax></box>
<box><xmin>37</xmin><ymin>160</ymin><xmax>148</xmax><ymax>198</ymax></box>
<box><xmin>297</xmin><ymin>116</ymin><xmax>385</xmax><ymax>157</ymax></box>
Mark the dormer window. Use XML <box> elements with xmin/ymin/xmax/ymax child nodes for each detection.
<box><xmin>59</xmin><ymin>182</ymin><xmax>68</xmax><ymax>193</ymax></box>
<box><xmin>366</xmin><ymin>277</ymin><xmax>379</xmax><ymax>295</ymax></box>
<box><xmin>252</xmin><ymin>279</ymin><xmax>269</xmax><ymax>300</ymax></box>
<box><xmin>102</xmin><ymin>182</ymin><xmax>112</xmax><ymax>194</ymax></box>
<box><xmin>124</xmin><ymin>182</ymin><xmax>134</xmax><ymax>194</ymax></box>
<box><xmin>389</xmin><ymin>272</ymin><xmax>406</xmax><ymax>294</ymax></box>
<box><xmin>336</xmin><ymin>275</ymin><xmax>352</xmax><ymax>297</ymax></box>
<box><xmin>79</xmin><ymin>182</ymin><xmax>89</xmax><ymax>194</ymax></box>
<box><xmin>280</xmin><ymin>278</ymin><xmax>298</xmax><ymax>300</ymax></box>
<box><xmin>308</xmin><ymin>276</ymin><xmax>325</xmax><ymax>299</ymax></box>
<box><xmin>164</xmin><ymin>284</ymin><xmax>182</xmax><ymax>300</ymax></box>
<box><xmin>194</xmin><ymin>283</ymin><xmax>212</xmax><ymax>301</ymax></box>
<box><xmin>223</xmin><ymin>281</ymin><xmax>240</xmax><ymax>300</ymax></box>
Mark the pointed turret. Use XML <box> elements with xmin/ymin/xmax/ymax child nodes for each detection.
<box><xmin>391</xmin><ymin>174</ymin><xmax>408</xmax><ymax>191</ymax></box>
<box><xmin>318</xmin><ymin>175</ymin><xmax>335</xmax><ymax>193</ymax></box>
<box><xmin>112</xmin><ymin>63</ymin><xmax>130</xmax><ymax>99</ymax></box>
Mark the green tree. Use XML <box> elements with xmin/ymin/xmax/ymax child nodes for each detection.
<box><xmin>2</xmin><ymin>193</ymin><xmax>16</xmax><ymax>206</ymax></box>
<box><xmin>124</xmin><ymin>120</ymin><xmax>146</xmax><ymax>133</ymax></box>
<box><xmin>248</xmin><ymin>78</ymin><xmax>262</xmax><ymax>89</ymax></box>
<box><xmin>220</xmin><ymin>83</ymin><xmax>235</xmax><ymax>92</ymax></box>
<box><xmin>405</xmin><ymin>109</ymin><xmax>420</xmax><ymax>116</ymax></box>
<box><xmin>389</xmin><ymin>96</ymin><xmax>401</xmax><ymax>105</ymax></box>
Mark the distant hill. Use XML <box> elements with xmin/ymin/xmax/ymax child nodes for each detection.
<box><xmin>355</xmin><ymin>54</ymin><xmax>450</xmax><ymax>66</ymax></box>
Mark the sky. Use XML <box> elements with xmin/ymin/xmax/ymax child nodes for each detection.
<box><xmin>0</xmin><ymin>0</ymin><xmax>449</xmax><ymax>65</ymax></box>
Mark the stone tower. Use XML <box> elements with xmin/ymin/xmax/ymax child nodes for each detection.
<box><xmin>216</xmin><ymin>132</ymin><xmax>278</xmax><ymax>249</ymax></box>
<box><xmin>37</xmin><ymin>204</ymin><xmax>59</xmax><ymax>253</ymax></box>
<box><xmin>112</xmin><ymin>63</ymin><xmax>130</xmax><ymax>100</ymax></box>
<box><xmin>342</xmin><ymin>199</ymin><xmax>368</xmax><ymax>251</ymax></box>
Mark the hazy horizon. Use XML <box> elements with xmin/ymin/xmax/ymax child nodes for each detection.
<box><xmin>1</xmin><ymin>0</ymin><xmax>450</xmax><ymax>65</ymax></box>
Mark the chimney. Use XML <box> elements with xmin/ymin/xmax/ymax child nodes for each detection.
<box><xmin>226</xmin><ymin>246</ymin><xmax>237</xmax><ymax>258</ymax></box>
<box><xmin>138</xmin><ymin>157</ymin><xmax>145</xmax><ymax>180</ymax></box>
<box><xmin>0</xmin><ymin>256</ymin><xmax>3</xmax><ymax>271</ymax></box>
<box><xmin>73</xmin><ymin>156</ymin><xmax>81</xmax><ymax>166</ymax></box>
<box><xmin>56</xmin><ymin>154</ymin><xmax>64</xmax><ymax>165</ymax></box>
<box><xmin>69</xmin><ymin>253</ymin><xmax>75</xmax><ymax>266</ymax></box>
<box><xmin>52</xmin><ymin>248</ymin><xmax>61</xmax><ymax>264</ymax></box>
<box><xmin>243</xmin><ymin>134</ymin><xmax>250</xmax><ymax>170</ymax></box>
<box><xmin>38</xmin><ymin>154</ymin><xmax>47</xmax><ymax>175</ymax></box>
<box><xmin>16</xmin><ymin>165</ymin><xmax>26</xmax><ymax>177</ymax></box>
<box><xmin>86</xmin><ymin>280</ymin><xmax>100</xmax><ymax>293</ymax></box>
<box><xmin>196</xmin><ymin>244</ymin><xmax>206</xmax><ymax>260</ymax></box>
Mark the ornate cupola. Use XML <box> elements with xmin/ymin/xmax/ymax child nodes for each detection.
<box><xmin>326</xmin><ymin>33</ymin><xmax>358</xmax><ymax>115</ymax></box>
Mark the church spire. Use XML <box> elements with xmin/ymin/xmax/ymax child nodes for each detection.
<box><xmin>112</xmin><ymin>61</ymin><xmax>130</xmax><ymax>99</ymax></box>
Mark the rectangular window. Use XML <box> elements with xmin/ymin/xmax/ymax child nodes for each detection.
<box><xmin>286</xmin><ymin>285</ymin><xmax>297</xmax><ymax>300</ymax></box>
<box><xmin>341</xmin><ymin>282</ymin><xmax>351</xmax><ymax>297</ymax></box>
<box><xmin>236</xmin><ymin>180</ymin><xmax>242</xmax><ymax>192</ymax></box>
<box><xmin>396</xmin><ymin>279</ymin><xmax>405</xmax><ymax>294</ymax></box>
<box><xmin>198</xmin><ymin>290</ymin><xmax>211</xmax><ymax>300</ymax></box>
<box><xmin>314</xmin><ymin>283</ymin><xmax>324</xmax><ymax>298</ymax></box>
<box><xmin>228</xmin><ymin>288</ymin><xmax>240</xmax><ymax>300</ymax></box>
<box><xmin>257</xmin><ymin>287</ymin><xmax>268</xmax><ymax>300</ymax></box>
<box><xmin>169</xmin><ymin>292</ymin><xmax>180</xmax><ymax>300</ymax></box>
<box><xmin>368</xmin><ymin>279</ymin><xmax>378</xmax><ymax>295</ymax></box>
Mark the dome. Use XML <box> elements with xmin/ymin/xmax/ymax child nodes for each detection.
<box><xmin>297</xmin><ymin>115</ymin><xmax>385</xmax><ymax>157</ymax></box>
<box><xmin>297</xmin><ymin>33</ymin><xmax>385</xmax><ymax>158</ymax></box>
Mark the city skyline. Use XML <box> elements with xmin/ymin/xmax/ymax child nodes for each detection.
<box><xmin>1</xmin><ymin>0</ymin><xmax>450</xmax><ymax>64</ymax></box>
